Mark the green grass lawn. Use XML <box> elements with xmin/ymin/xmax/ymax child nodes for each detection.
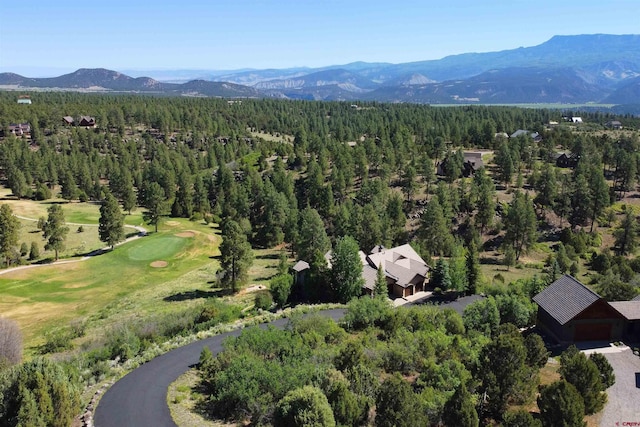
<box><xmin>126</xmin><ymin>236</ymin><xmax>188</xmax><ymax>261</ymax></box>
<box><xmin>0</xmin><ymin>218</ymin><xmax>222</xmax><ymax>353</ymax></box>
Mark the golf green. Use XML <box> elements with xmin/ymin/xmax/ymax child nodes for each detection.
<box><xmin>126</xmin><ymin>236</ymin><xmax>188</xmax><ymax>261</ymax></box>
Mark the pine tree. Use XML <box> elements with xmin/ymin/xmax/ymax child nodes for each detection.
<box><xmin>296</xmin><ymin>207</ymin><xmax>330</xmax><ymax>263</ymax></box>
<box><xmin>538</xmin><ymin>380</ymin><xmax>585</xmax><ymax>427</ymax></box>
<box><xmin>43</xmin><ymin>205</ymin><xmax>68</xmax><ymax>261</ymax></box>
<box><xmin>99</xmin><ymin>191</ymin><xmax>125</xmax><ymax>249</ymax></box>
<box><xmin>503</xmin><ymin>191</ymin><xmax>537</xmax><ymax>260</ymax></box>
<box><xmin>374</xmin><ymin>263</ymin><xmax>387</xmax><ymax>297</ymax></box>
<box><xmin>588</xmin><ymin>166</ymin><xmax>609</xmax><ymax>232</ymax></box>
<box><xmin>419</xmin><ymin>198</ymin><xmax>453</xmax><ymax>257</ymax></box>
<box><xmin>614</xmin><ymin>210</ymin><xmax>638</xmax><ymax>255</ymax></box>
<box><xmin>0</xmin><ymin>204</ymin><xmax>20</xmax><ymax>267</ymax></box>
<box><xmin>442</xmin><ymin>385</ymin><xmax>479</xmax><ymax>427</ymax></box>
<box><xmin>465</xmin><ymin>240</ymin><xmax>480</xmax><ymax>295</ymax></box>
<box><xmin>472</xmin><ymin>167</ymin><xmax>495</xmax><ymax>234</ymax></box>
<box><xmin>219</xmin><ymin>219</ymin><xmax>253</xmax><ymax>293</ymax></box>
<box><xmin>142</xmin><ymin>182</ymin><xmax>167</xmax><ymax>233</ymax></box>
<box><xmin>432</xmin><ymin>258</ymin><xmax>452</xmax><ymax>291</ymax></box>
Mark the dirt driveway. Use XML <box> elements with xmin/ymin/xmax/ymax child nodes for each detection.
<box><xmin>596</xmin><ymin>348</ymin><xmax>640</xmax><ymax>426</ymax></box>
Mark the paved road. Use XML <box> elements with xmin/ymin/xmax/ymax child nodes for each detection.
<box><xmin>94</xmin><ymin>309</ymin><xmax>346</xmax><ymax>427</ymax></box>
<box><xmin>598</xmin><ymin>348</ymin><xmax>640</xmax><ymax>426</ymax></box>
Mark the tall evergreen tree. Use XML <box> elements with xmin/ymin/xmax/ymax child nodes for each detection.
<box><xmin>588</xmin><ymin>166</ymin><xmax>610</xmax><ymax>232</ymax></box>
<box><xmin>533</xmin><ymin>162</ymin><xmax>557</xmax><ymax>216</ymax></box>
<box><xmin>465</xmin><ymin>240</ymin><xmax>480</xmax><ymax>295</ymax></box>
<box><xmin>0</xmin><ymin>204</ymin><xmax>20</xmax><ymax>267</ymax></box>
<box><xmin>472</xmin><ymin>167</ymin><xmax>496</xmax><ymax>234</ymax></box>
<box><xmin>330</xmin><ymin>236</ymin><xmax>365</xmax><ymax>303</ymax></box>
<box><xmin>614</xmin><ymin>210</ymin><xmax>638</xmax><ymax>255</ymax></box>
<box><xmin>142</xmin><ymin>182</ymin><xmax>167</xmax><ymax>233</ymax></box>
<box><xmin>219</xmin><ymin>219</ymin><xmax>253</xmax><ymax>293</ymax></box>
<box><xmin>419</xmin><ymin>198</ymin><xmax>453</xmax><ymax>257</ymax></box>
<box><xmin>43</xmin><ymin>205</ymin><xmax>68</xmax><ymax>261</ymax></box>
<box><xmin>296</xmin><ymin>207</ymin><xmax>330</xmax><ymax>263</ymax></box>
<box><xmin>495</xmin><ymin>141</ymin><xmax>514</xmax><ymax>186</ymax></box>
<box><xmin>99</xmin><ymin>191</ymin><xmax>125</xmax><ymax>249</ymax></box>
<box><xmin>503</xmin><ymin>191</ymin><xmax>537</xmax><ymax>260</ymax></box>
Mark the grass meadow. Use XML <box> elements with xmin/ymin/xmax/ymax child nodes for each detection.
<box><xmin>0</xmin><ymin>186</ymin><xmax>286</xmax><ymax>355</ymax></box>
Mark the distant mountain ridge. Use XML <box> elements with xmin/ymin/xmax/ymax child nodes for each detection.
<box><xmin>1</xmin><ymin>34</ymin><xmax>639</xmax><ymax>104</ymax></box>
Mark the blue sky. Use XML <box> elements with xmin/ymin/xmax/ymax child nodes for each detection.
<box><xmin>1</xmin><ymin>0</ymin><xmax>638</xmax><ymax>76</ymax></box>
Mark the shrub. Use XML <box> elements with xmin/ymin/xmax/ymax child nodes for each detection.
<box><xmin>105</xmin><ymin>324</ymin><xmax>141</xmax><ymax>361</ymax></box>
<box><xmin>40</xmin><ymin>328</ymin><xmax>74</xmax><ymax>354</ymax></box>
<box><xmin>28</xmin><ymin>241</ymin><xmax>40</xmax><ymax>260</ymax></box>
<box><xmin>274</xmin><ymin>385</ymin><xmax>336</xmax><ymax>427</ymax></box>
<box><xmin>19</xmin><ymin>242</ymin><xmax>28</xmax><ymax>257</ymax></box>
<box><xmin>255</xmin><ymin>291</ymin><xmax>273</xmax><ymax>311</ymax></box>
<box><xmin>271</xmin><ymin>273</ymin><xmax>294</xmax><ymax>307</ymax></box>
<box><xmin>589</xmin><ymin>352</ymin><xmax>615</xmax><ymax>389</ymax></box>
<box><xmin>0</xmin><ymin>358</ymin><xmax>82</xmax><ymax>427</ymax></box>
<box><xmin>197</xmin><ymin>299</ymin><xmax>241</xmax><ymax>328</ymax></box>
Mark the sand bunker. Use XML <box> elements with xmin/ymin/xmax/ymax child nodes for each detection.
<box><xmin>150</xmin><ymin>260</ymin><xmax>168</xmax><ymax>268</ymax></box>
<box><xmin>175</xmin><ymin>231</ymin><xmax>196</xmax><ymax>238</ymax></box>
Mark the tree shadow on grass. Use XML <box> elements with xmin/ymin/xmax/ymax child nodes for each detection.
<box><xmin>163</xmin><ymin>289</ymin><xmax>232</xmax><ymax>302</ymax></box>
<box><xmin>255</xmin><ymin>253</ymin><xmax>280</xmax><ymax>260</ymax></box>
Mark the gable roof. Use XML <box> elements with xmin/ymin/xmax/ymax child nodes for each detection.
<box><xmin>362</xmin><ymin>265</ymin><xmax>379</xmax><ymax>291</ymax></box>
<box><xmin>366</xmin><ymin>244</ymin><xmax>429</xmax><ymax>289</ymax></box>
<box><xmin>292</xmin><ymin>260</ymin><xmax>310</xmax><ymax>272</ymax></box>
<box><xmin>610</xmin><ymin>301</ymin><xmax>640</xmax><ymax>321</ymax></box>
<box><xmin>533</xmin><ymin>275</ymin><xmax>601</xmax><ymax>325</ymax></box>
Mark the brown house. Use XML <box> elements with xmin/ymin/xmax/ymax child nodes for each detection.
<box><xmin>78</xmin><ymin>116</ymin><xmax>96</xmax><ymax>127</ymax></box>
<box><xmin>293</xmin><ymin>243</ymin><xmax>430</xmax><ymax>299</ymax></box>
<box><xmin>62</xmin><ymin>116</ymin><xmax>75</xmax><ymax>126</ymax></box>
<box><xmin>7</xmin><ymin>123</ymin><xmax>31</xmax><ymax>137</ymax></box>
<box><xmin>610</xmin><ymin>299</ymin><xmax>640</xmax><ymax>343</ymax></box>
<box><xmin>362</xmin><ymin>244</ymin><xmax>430</xmax><ymax>298</ymax></box>
<box><xmin>533</xmin><ymin>275</ymin><xmax>626</xmax><ymax>342</ymax></box>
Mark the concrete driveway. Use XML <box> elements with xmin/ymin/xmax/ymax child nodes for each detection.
<box><xmin>596</xmin><ymin>347</ymin><xmax>640</xmax><ymax>426</ymax></box>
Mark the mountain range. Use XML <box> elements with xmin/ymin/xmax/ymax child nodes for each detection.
<box><xmin>2</xmin><ymin>34</ymin><xmax>639</xmax><ymax>105</ymax></box>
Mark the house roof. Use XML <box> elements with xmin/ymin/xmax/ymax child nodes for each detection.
<box><xmin>510</xmin><ymin>129</ymin><xmax>529</xmax><ymax>138</ymax></box>
<box><xmin>63</xmin><ymin>116</ymin><xmax>74</xmax><ymax>123</ymax></box>
<box><xmin>610</xmin><ymin>301</ymin><xmax>640</xmax><ymax>321</ymax></box>
<box><xmin>366</xmin><ymin>244</ymin><xmax>429</xmax><ymax>289</ymax></box>
<box><xmin>292</xmin><ymin>260</ymin><xmax>310</xmax><ymax>272</ymax></box>
<box><xmin>362</xmin><ymin>265</ymin><xmax>379</xmax><ymax>291</ymax></box>
<box><xmin>533</xmin><ymin>275</ymin><xmax>601</xmax><ymax>325</ymax></box>
<box><xmin>463</xmin><ymin>152</ymin><xmax>484</xmax><ymax>168</ymax></box>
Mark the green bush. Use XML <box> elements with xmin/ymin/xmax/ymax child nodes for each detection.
<box><xmin>40</xmin><ymin>328</ymin><xmax>74</xmax><ymax>354</ymax></box>
<box><xmin>105</xmin><ymin>325</ymin><xmax>141</xmax><ymax>361</ymax></box>
<box><xmin>0</xmin><ymin>358</ymin><xmax>82</xmax><ymax>427</ymax></box>
<box><xmin>197</xmin><ymin>299</ymin><xmax>241</xmax><ymax>329</ymax></box>
<box><xmin>255</xmin><ymin>291</ymin><xmax>274</xmax><ymax>310</ymax></box>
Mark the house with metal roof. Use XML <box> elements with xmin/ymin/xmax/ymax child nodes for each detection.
<box><xmin>533</xmin><ymin>275</ymin><xmax>626</xmax><ymax>342</ymax></box>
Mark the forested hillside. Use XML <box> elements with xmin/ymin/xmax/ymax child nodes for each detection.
<box><xmin>0</xmin><ymin>91</ymin><xmax>638</xmax><ymax>426</ymax></box>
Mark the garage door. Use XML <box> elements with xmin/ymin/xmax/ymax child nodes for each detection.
<box><xmin>574</xmin><ymin>323</ymin><xmax>612</xmax><ymax>341</ymax></box>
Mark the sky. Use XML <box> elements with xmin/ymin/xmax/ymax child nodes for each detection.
<box><xmin>1</xmin><ymin>0</ymin><xmax>639</xmax><ymax>77</ymax></box>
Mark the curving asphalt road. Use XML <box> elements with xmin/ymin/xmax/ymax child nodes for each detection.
<box><xmin>94</xmin><ymin>309</ymin><xmax>346</xmax><ymax>427</ymax></box>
